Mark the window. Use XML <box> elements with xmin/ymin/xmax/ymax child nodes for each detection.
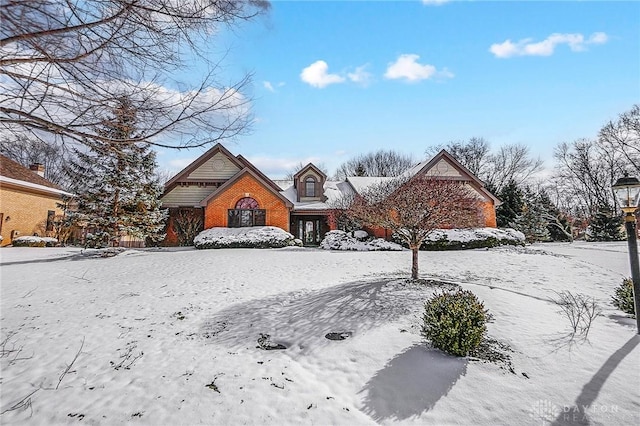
<box><xmin>46</xmin><ymin>210</ymin><xmax>55</xmax><ymax>232</ymax></box>
<box><xmin>305</xmin><ymin>177</ymin><xmax>316</xmax><ymax>197</ymax></box>
<box><xmin>235</xmin><ymin>197</ymin><xmax>259</xmax><ymax>209</ymax></box>
<box><xmin>228</xmin><ymin>197</ymin><xmax>265</xmax><ymax>227</ymax></box>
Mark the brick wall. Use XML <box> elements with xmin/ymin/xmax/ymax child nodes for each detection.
<box><xmin>0</xmin><ymin>186</ymin><xmax>64</xmax><ymax>246</ymax></box>
<box><xmin>204</xmin><ymin>174</ymin><xmax>290</xmax><ymax>232</ymax></box>
<box><xmin>481</xmin><ymin>200</ymin><xmax>497</xmax><ymax>227</ymax></box>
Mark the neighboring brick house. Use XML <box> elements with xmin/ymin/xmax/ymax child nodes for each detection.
<box><xmin>161</xmin><ymin>144</ymin><xmax>500</xmax><ymax>246</ymax></box>
<box><xmin>0</xmin><ymin>155</ymin><xmax>72</xmax><ymax>246</ymax></box>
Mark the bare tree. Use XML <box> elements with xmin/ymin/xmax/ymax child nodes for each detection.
<box><xmin>553</xmin><ymin>138</ymin><xmax>624</xmax><ymax>216</ymax></box>
<box><xmin>347</xmin><ymin>176</ymin><xmax>483</xmax><ymax>279</ymax></box>
<box><xmin>599</xmin><ymin>104</ymin><xmax>640</xmax><ymax>175</ymax></box>
<box><xmin>485</xmin><ymin>144</ymin><xmax>544</xmax><ymax>192</ymax></box>
<box><xmin>428</xmin><ymin>138</ymin><xmax>543</xmax><ymax>193</ymax></box>
<box><xmin>1</xmin><ymin>0</ymin><xmax>269</xmax><ymax>149</ymax></box>
<box><xmin>333</xmin><ymin>149</ymin><xmax>415</xmax><ymax>180</ymax></box>
<box><xmin>0</xmin><ymin>134</ymin><xmax>70</xmax><ymax>186</ymax></box>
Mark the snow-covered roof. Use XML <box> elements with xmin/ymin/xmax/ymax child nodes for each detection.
<box><xmin>0</xmin><ymin>175</ymin><xmax>74</xmax><ymax>197</ymax></box>
<box><xmin>279</xmin><ymin>180</ymin><xmax>355</xmax><ymax>211</ymax></box>
<box><xmin>345</xmin><ymin>176</ymin><xmax>395</xmax><ymax>195</ymax></box>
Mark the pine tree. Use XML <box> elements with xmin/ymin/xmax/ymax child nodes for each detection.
<box><xmin>66</xmin><ymin>97</ymin><xmax>167</xmax><ymax>247</ymax></box>
<box><xmin>511</xmin><ymin>188</ymin><xmax>550</xmax><ymax>243</ymax></box>
<box><xmin>588</xmin><ymin>204</ymin><xmax>624</xmax><ymax>241</ymax></box>
<box><xmin>496</xmin><ymin>180</ymin><xmax>524</xmax><ymax>228</ymax></box>
<box><xmin>538</xmin><ymin>189</ymin><xmax>573</xmax><ymax>241</ymax></box>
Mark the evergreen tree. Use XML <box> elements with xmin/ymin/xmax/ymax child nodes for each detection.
<box><xmin>496</xmin><ymin>180</ymin><xmax>524</xmax><ymax>228</ymax></box>
<box><xmin>66</xmin><ymin>97</ymin><xmax>167</xmax><ymax>247</ymax></box>
<box><xmin>538</xmin><ymin>189</ymin><xmax>573</xmax><ymax>242</ymax></box>
<box><xmin>588</xmin><ymin>204</ymin><xmax>624</xmax><ymax>241</ymax></box>
<box><xmin>511</xmin><ymin>188</ymin><xmax>550</xmax><ymax>243</ymax></box>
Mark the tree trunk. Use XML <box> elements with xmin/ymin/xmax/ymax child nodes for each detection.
<box><xmin>411</xmin><ymin>245</ymin><xmax>419</xmax><ymax>279</ymax></box>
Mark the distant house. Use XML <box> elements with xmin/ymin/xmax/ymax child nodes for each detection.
<box><xmin>0</xmin><ymin>155</ymin><xmax>72</xmax><ymax>246</ymax></box>
<box><xmin>161</xmin><ymin>144</ymin><xmax>500</xmax><ymax>246</ymax></box>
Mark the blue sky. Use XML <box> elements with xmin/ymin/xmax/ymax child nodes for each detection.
<box><xmin>157</xmin><ymin>0</ymin><xmax>640</xmax><ymax>179</ymax></box>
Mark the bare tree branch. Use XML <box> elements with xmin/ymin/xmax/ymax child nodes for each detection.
<box><xmin>1</xmin><ymin>0</ymin><xmax>269</xmax><ymax>149</ymax></box>
<box><xmin>346</xmin><ymin>176</ymin><xmax>484</xmax><ymax>279</ymax></box>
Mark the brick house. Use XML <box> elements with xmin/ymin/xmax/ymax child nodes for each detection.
<box><xmin>161</xmin><ymin>144</ymin><xmax>500</xmax><ymax>246</ymax></box>
<box><xmin>0</xmin><ymin>155</ymin><xmax>72</xmax><ymax>246</ymax></box>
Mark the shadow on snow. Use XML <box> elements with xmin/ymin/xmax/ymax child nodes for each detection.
<box><xmin>200</xmin><ymin>277</ymin><xmax>439</xmax><ymax>352</ymax></box>
<box><xmin>358</xmin><ymin>344</ymin><xmax>468</xmax><ymax>422</ymax></box>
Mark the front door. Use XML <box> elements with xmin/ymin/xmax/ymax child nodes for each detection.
<box><xmin>293</xmin><ymin>216</ymin><xmax>327</xmax><ymax>246</ymax></box>
<box><xmin>301</xmin><ymin>219</ymin><xmax>320</xmax><ymax>245</ymax></box>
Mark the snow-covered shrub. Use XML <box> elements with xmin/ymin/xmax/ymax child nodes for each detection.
<box><xmin>352</xmin><ymin>230</ymin><xmax>368</xmax><ymax>241</ymax></box>
<box><xmin>412</xmin><ymin>228</ymin><xmax>525</xmax><ymax>251</ymax></box>
<box><xmin>12</xmin><ymin>236</ymin><xmax>58</xmax><ymax>247</ymax></box>
<box><xmin>319</xmin><ymin>230</ymin><xmax>403</xmax><ymax>251</ymax></box>
<box><xmin>612</xmin><ymin>278</ymin><xmax>636</xmax><ymax>317</ymax></box>
<box><xmin>422</xmin><ymin>289</ymin><xmax>489</xmax><ymax>357</ymax></box>
<box><xmin>194</xmin><ymin>226</ymin><xmax>301</xmax><ymax>249</ymax></box>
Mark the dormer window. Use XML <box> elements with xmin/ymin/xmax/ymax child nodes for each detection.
<box><xmin>305</xmin><ymin>177</ymin><xmax>316</xmax><ymax>197</ymax></box>
<box><xmin>293</xmin><ymin>163</ymin><xmax>327</xmax><ymax>202</ymax></box>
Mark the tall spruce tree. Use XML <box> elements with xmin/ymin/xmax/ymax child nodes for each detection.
<box><xmin>588</xmin><ymin>204</ymin><xmax>624</xmax><ymax>241</ymax></box>
<box><xmin>538</xmin><ymin>189</ymin><xmax>573</xmax><ymax>241</ymax></box>
<box><xmin>66</xmin><ymin>97</ymin><xmax>167</xmax><ymax>247</ymax></box>
<box><xmin>511</xmin><ymin>188</ymin><xmax>551</xmax><ymax>243</ymax></box>
<box><xmin>496</xmin><ymin>180</ymin><xmax>524</xmax><ymax>227</ymax></box>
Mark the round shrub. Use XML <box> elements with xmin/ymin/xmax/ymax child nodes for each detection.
<box><xmin>612</xmin><ymin>278</ymin><xmax>636</xmax><ymax>317</ymax></box>
<box><xmin>422</xmin><ymin>289</ymin><xmax>489</xmax><ymax>357</ymax></box>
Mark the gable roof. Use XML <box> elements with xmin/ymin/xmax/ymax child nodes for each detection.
<box><xmin>405</xmin><ymin>149</ymin><xmax>500</xmax><ymax>205</ymax></box>
<box><xmin>294</xmin><ymin>163</ymin><xmax>327</xmax><ymax>181</ymax></box>
<box><xmin>164</xmin><ymin>143</ymin><xmax>245</xmax><ymax>190</ymax></box>
<box><xmin>0</xmin><ymin>154</ymin><xmax>60</xmax><ymax>189</ymax></box>
<box><xmin>199</xmin><ymin>167</ymin><xmax>294</xmax><ymax>208</ymax></box>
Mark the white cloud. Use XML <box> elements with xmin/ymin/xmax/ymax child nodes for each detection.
<box><xmin>589</xmin><ymin>32</ymin><xmax>608</xmax><ymax>44</ymax></box>
<box><xmin>489</xmin><ymin>32</ymin><xmax>609</xmax><ymax>58</ymax></box>
<box><xmin>263</xmin><ymin>81</ymin><xmax>275</xmax><ymax>92</ymax></box>
<box><xmin>300</xmin><ymin>60</ymin><xmax>345</xmax><ymax>88</ymax></box>
<box><xmin>263</xmin><ymin>81</ymin><xmax>285</xmax><ymax>93</ymax></box>
<box><xmin>347</xmin><ymin>65</ymin><xmax>373</xmax><ymax>86</ymax></box>
<box><xmin>165</xmin><ymin>157</ymin><xmax>197</xmax><ymax>174</ymax></box>
<box><xmin>384</xmin><ymin>54</ymin><xmax>453</xmax><ymax>82</ymax></box>
<box><xmin>422</xmin><ymin>0</ymin><xmax>451</xmax><ymax>5</ymax></box>
<box><xmin>246</xmin><ymin>155</ymin><xmax>323</xmax><ymax>177</ymax></box>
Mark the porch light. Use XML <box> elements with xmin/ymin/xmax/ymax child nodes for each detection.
<box><xmin>612</xmin><ymin>174</ymin><xmax>640</xmax><ymax>334</ymax></box>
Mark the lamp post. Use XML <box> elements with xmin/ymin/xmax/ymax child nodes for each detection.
<box><xmin>612</xmin><ymin>175</ymin><xmax>640</xmax><ymax>334</ymax></box>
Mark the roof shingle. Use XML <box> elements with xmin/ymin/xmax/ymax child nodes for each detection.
<box><xmin>0</xmin><ymin>154</ymin><xmax>61</xmax><ymax>189</ymax></box>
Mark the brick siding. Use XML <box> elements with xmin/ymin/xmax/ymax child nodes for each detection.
<box><xmin>0</xmin><ymin>186</ymin><xmax>64</xmax><ymax>246</ymax></box>
<box><xmin>204</xmin><ymin>174</ymin><xmax>290</xmax><ymax>232</ymax></box>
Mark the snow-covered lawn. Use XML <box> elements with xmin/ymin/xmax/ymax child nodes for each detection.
<box><xmin>1</xmin><ymin>242</ymin><xmax>638</xmax><ymax>425</ymax></box>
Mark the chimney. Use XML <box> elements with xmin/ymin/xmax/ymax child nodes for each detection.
<box><xmin>29</xmin><ymin>163</ymin><xmax>45</xmax><ymax>177</ymax></box>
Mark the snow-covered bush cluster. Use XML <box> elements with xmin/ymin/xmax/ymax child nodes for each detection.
<box><xmin>12</xmin><ymin>236</ymin><xmax>58</xmax><ymax>247</ymax></box>
<box><xmin>194</xmin><ymin>227</ymin><xmax>302</xmax><ymax>249</ymax></box>
<box><xmin>319</xmin><ymin>230</ymin><xmax>403</xmax><ymax>251</ymax></box>
<box><xmin>417</xmin><ymin>228</ymin><xmax>525</xmax><ymax>251</ymax></box>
